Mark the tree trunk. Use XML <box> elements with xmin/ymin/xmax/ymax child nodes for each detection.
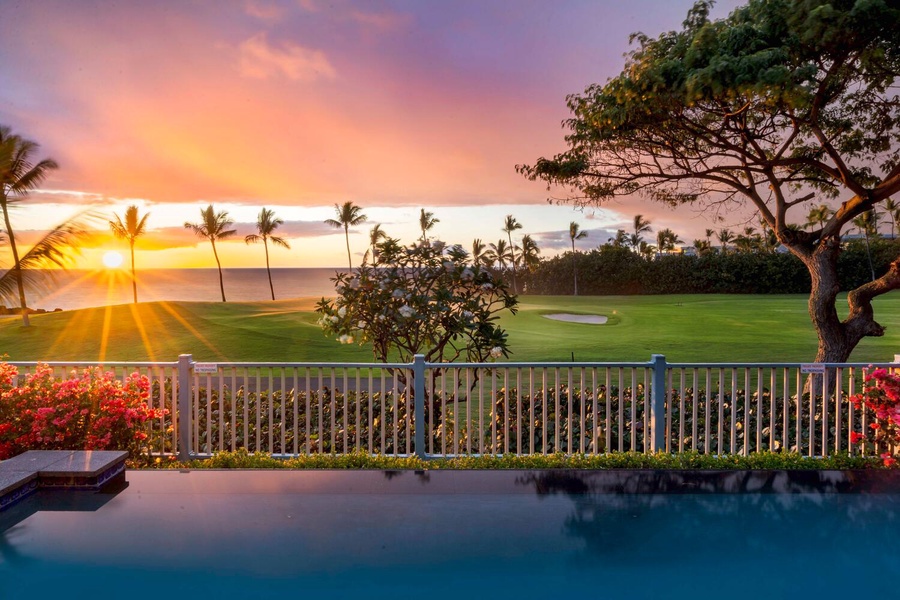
<box><xmin>344</xmin><ymin>226</ymin><xmax>352</xmax><ymax>269</ymax></box>
<box><xmin>507</xmin><ymin>232</ymin><xmax>518</xmax><ymax>295</ymax></box>
<box><xmin>264</xmin><ymin>239</ymin><xmax>275</xmax><ymax>301</ymax></box>
<box><xmin>802</xmin><ymin>236</ymin><xmax>899</xmax><ymax>363</ymax></box>
<box><xmin>130</xmin><ymin>241</ymin><xmax>138</xmax><ymax>303</ymax></box>
<box><xmin>2</xmin><ymin>201</ymin><xmax>30</xmax><ymax>326</ymax></box>
<box><xmin>211</xmin><ymin>239</ymin><xmax>226</xmax><ymax>302</ymax></box>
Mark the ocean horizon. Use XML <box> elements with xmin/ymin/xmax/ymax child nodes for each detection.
<box><xmin>19</xmin><ymin>268</ymin><xmax>348</xmax><ymax>312</ymax></box>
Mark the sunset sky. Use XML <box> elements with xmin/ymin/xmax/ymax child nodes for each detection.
<box><xmin>1</xmin><ymin>0</ymin><xmax>744</xmax><ymax>270</ymax></box>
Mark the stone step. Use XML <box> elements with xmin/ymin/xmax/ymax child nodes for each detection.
<box><xmin>0</xmin><ymin>450</ymin><xmax>128</xmax><ymax>511</ymax></box>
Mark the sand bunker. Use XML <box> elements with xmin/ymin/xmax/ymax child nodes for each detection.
<box><xmin>543</xmin><ymin>313</ymin><xmax>608</xmax><ymax>325</ymax></box>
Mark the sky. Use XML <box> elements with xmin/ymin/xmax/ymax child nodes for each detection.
<box><xmin>0</xmin><ymin>0</ymin><xmax>744</xmax><ymax>270</ymax></box>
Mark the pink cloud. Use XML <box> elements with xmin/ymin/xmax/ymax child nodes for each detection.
<box><xmin>238</xmin><ymin>33</ymin><xmax>336</xmax><ymax>81</ymax></box>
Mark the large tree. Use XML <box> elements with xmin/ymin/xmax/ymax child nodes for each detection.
<box><xmin>245</xmin><ymin>207</ymin><xmax>290</xmax><ymax>301</ymax></box>
<box><xmin>184</xmin><ymin>205</ymin><xmax>236</xmax><ymax>302</ymax></box>
<box><xmin>519</xmin><ymin>0</ymin><xmax>900</xmax><ymax>362</ymax></box>
<box><xmin>109</xmin><ymin>205</ymin><xmax>150</xmax><ymax>303</ymax></box>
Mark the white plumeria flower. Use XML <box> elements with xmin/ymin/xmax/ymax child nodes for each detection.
<box><xmin>490</xmin><ymin>346</ymin><xmax>503</xmax><ymax>358</ymax></box>
<box><xmin>392</xmin><ymin>289</ymin><xmax>405</xmax><ymax>298</ymax></box>
<box><xmin>358</xmin><ymin>321</ymin><xmax>366</xmax><ymax>329</ymax></box>
<box><xmin>461</xmin><ymin>268</ymin><xmax>474</xmax><ymax>280</ymax></box>
<box><xmin>337</xmin><ymin>306</ymin><xmax>347</xmax><ymax>317</ymax></box>
<box><xmin>399</xmin><ymin>305</ymin><xmax>414</xmax><ymax>318</ymax></box>
<box><xmin>462</xmin><ymin>310</ymin><xmax>474</xmax><ymax>319</ymax></box>
<box><xmin>481</xmin><ymin>282</ymin><xmax>494</xmax><ymax>291</ymax></box>
<box><xmin>330</xmin><ymin>315</ymin><xmax>339</xmax><ymax>323</ymax></box>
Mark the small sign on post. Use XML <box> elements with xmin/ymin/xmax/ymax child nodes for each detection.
<box><xmin>193</xmin><ymin>362</ymin><xmax>219</xmax><ymax>374</ymax></box>
<box><xmin>800</xmin><ymin>363</ymin><xmax>826</xmax><ymax>374</ymax></box>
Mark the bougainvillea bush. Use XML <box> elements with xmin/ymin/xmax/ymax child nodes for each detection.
<box><xmin>0</xmin><ymin>363</ymin><xmax>166</xmax><ymax>461</ymax></box>
<box><xmin>851</xmin><ymin>368</ymin><xmax>900</xmax><ymax>467</ymax></box>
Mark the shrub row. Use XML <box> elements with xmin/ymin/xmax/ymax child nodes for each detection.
<box><xmin>156</xmin><ymin>449</ymin><xmax>885</xmax><ymax>470</ymax></box>
<box><xmin>522</xmin><ymin>239</ymin><xmax>898</xmax><ymax>295</ymax></box>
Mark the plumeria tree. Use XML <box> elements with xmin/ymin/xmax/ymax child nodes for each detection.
<box><xmin>317</xmin><ymin>238</ymin><xmax>517</xmax><ymax>367</ymax></box>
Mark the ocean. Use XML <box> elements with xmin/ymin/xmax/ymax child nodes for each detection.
<box><xmin>19</xmin><ymin>268</ymin><xmax>347</xmax><ymax>311</ymax></box>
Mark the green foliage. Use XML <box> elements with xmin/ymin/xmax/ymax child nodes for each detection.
<box><xmin>317</xmin><ymin>239</ymin><xmax>518</xmax><ymax>363</ymax></box>
<box><xmin>520</xmin><ymin>0</ymin><xmax>900</xmax><ymax>362</ymax></box>
<box><xmin>155</xmin><ymin>449</ymin><xmax>884</xmax><ymax>471</ymax></box>
<box><xmin>524</xmin><ymin>241</ymin><xmax>900</xmax><ymax>296</ymax></box>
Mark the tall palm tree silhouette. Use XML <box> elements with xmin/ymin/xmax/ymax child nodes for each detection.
<box><xmin>245</xmin><ymin>207</ymin><xmax>290</xmax><ymax>301</ymax></box>
<box><xmin>185</xmin><ymin>205</ymin><xmax>236</xmax><ymax>302</ymax></box>
<box><xmin>419</xmin><ymin>209</ymin><xmax>439</xmax><ymax>242</ymax></box>
<box><xmin>502</xmin><ymin>215</ymin><xmax>523</xmax><ymax>294</ymax></box>
<box><xmin>109</xmin><ymin>205</ymin><xmax>150</xmax><ymax>303</ymax></box>
<box><xmin>368</xmin><ymin>224</ymin><xmax>388</xmax><ymax>264</ymax></box>
<box><xmin>569</xmin><ymin>221</ymin><xmax>588</xmax><ymax>296</ymax></box>
<box><xmin>325</xmin><ymin>202</ymin><xmax>367</xmax><ymax>268</ymax></box>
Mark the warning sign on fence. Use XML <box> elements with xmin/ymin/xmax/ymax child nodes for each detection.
<box><xmin>800</xmin><ymin>364</ymin><xmax>826</xmax><ymax>374</ymax></box>
<box><xmin>193</xmin><ymin>363</ymin><xmax>219</xmax><ymax>374</ymax></box>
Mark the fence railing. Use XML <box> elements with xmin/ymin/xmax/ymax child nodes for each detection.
<box><xmin>8</xmin><ymin>355</ymin><xmax>894</xmax><ymax>460</ymax></box>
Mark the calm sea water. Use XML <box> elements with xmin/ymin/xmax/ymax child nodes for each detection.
<box><xmin>23</xmin><ymin>268</ymin><xmax>347</xmax><ymax>311</ymax></box>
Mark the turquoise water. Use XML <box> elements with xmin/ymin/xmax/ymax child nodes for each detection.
<box><xmin>1</xmin><ymin>470</ymin><xmax>897</xmax><ymax>599</ymax></box>
<box><xmin>26</xmin><ymin>268</ymin><xmax>346</xmax><ymax>311</ymax></box>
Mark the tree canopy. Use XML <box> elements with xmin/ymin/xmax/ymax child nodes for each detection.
<box><xmin>520</xmin><ymin>0</ymin><xmax>900</xmax><ymax>362</ymax></box>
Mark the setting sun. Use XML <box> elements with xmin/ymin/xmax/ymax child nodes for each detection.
<box><xmin>102</xmin><ymin>250</ymin><xmax>124</xmax><ymax>269</ymax></box>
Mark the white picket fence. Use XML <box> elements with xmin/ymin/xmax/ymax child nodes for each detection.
<box><xmin>8</xmin><ymin>355</ymin><xmax>893</xmax><ymax>460</ymax></box>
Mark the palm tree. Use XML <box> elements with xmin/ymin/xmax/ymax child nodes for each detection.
<box><xmin>883</xmin><ymin>198</ymin><xmax>899</xmax><ymax>239</ymax></box>
<box><xmin>853</xmin><ymin>209</ymin><xmax>880</xmax><ymax>282</ymax></box>
<box><xmin>656</xmin><ymin>227</ymin><xmax>683</xmax><ymax>254</ymax></box>
<box><xmin>368</xmin><ymin>224</ymin><xmax>388</xmax><ymax>264</ymax></box>
<box><xmin>0</xmin><ymin>217</ymin><xmax>94</xmax><ymax>322</ymax></box>
<box><xmin>325</xmin><ymin>202</ymin><xmax>367</xmax><ymax>268</ymax></box>
<box><xmin>630</xmin><ymin>214</ymin><xmax>652</xmax><ymax>251</ymax></box>
<box><xmin>569</xmin><ymin>221</ymin><xmax>588</xmax><ymax>295</ymax></box>
<box><xmin>805</xmin><ymin>204</ymin><xmax>834</xmax><ymax>231</ymax></box>
<box><xmin>705</xmin><ymin>228</ymin><xmax>715</xmax><ymax>247</ymax></box>
<box><xmin>519</xmin><ymin>234</ymin><xmax>541</xmax><ymax>272</ymax></box>
<box><xmin>109</xmin><ymin>205</ymin><xmax>150</xmax><ymax>303</ymax></box>
<box><xmin>0</xmin><ymin>127</ymin><xmax>61</xmax><ymax>326</ymax></box>
<box><xmin>472</xmin><ymin>238</ymin><xmax>489</xmax><ymax>267</ymax></box>
<box><xmin>502</xmin><ymin>215</ymin><xmax>523</xmax><ymax>293</ymax></box>
<box><xmin>184</xmin><ymin>205</ymin><xmax>236</xmax><ymax>302</ymax></box>
<box><xmin>717</xmin><ymin>228</ymin><xmax>734</xmax><ymax>254</ymax></box>
<box><xmin>418</xmin><ymin>209</ymin><xmax>439</xmax><ymax>242</ymax></box>
<box><xmin>244</xmin><ymin>207</ymin><xmax>290</xmax><ymax>301</ymax></box>
<box><xmin>486</xmin><ymin>239</ymin><xmax>513</xmax><ymax>272</ymax></box>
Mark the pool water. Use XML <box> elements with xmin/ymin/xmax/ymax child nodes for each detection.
<box><xmin>1</xmin><ymin>470</ymin><xmax>898</xmax><ymax>599</ymax></box>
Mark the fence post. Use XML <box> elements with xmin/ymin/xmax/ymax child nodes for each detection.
<box><xmin>650</xmin><ymin>354</ymin><xmax>667</xmax><ymax>453</ymax></box>
<box><xmin>177</xmin><ymin>354</ymin><xmax>193</xmax><ymax>462</ymax></box>
<box><xmin>413</xmin><ymin>354</ymin><xmax>426</xmax><ymax>459</ymax></box>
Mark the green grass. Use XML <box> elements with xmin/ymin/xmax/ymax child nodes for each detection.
<box><xmin>0</xmin><ymin>293</ymin><xmax>898</xmax><ymax>363</ymax></box>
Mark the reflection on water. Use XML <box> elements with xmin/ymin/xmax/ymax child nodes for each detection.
<box><xmin>1</xmin><ymin>470</ymin><xmax>897</xmax><ymax>599</ymax></box>
<box><xmin>517</xmin><ymin>470</ymin><xmax>900</xmax><ymax>575</ymax></box>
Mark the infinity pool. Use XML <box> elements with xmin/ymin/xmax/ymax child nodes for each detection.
<box><xmin>2</xmin><ymin>470</ymin><xmax>898</xmax><ymax>599</ymax></box>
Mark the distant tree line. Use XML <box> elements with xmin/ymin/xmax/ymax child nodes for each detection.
<box><xmin>520</xmin><ymin>239</ymin><xmax>900</xmax><ymax>296</ymax></box>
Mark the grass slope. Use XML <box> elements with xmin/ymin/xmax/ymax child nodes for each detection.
<box><xmin>0</xmin><ymin>294</ymin><xmax>897</xmax><ymax>363</ymax></box>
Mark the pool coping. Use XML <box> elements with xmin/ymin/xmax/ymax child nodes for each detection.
<box><xmin>0</xmin><ymin>450</ymin><xmax>127</xmax><ymax>511</ymax></box>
